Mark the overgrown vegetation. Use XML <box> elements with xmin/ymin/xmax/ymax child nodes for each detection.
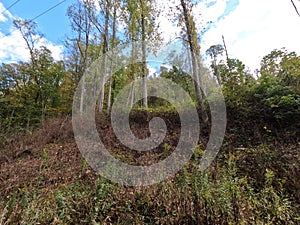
<box><xmin>0</xmin><ymin>146</ymin><xmax>299</xmax><ymax>224</ymax></box>
<box><xmin>0</xmin><ymin>113</ymin><xmax>299</xmax><ymax>224</ymax></box>
<box><xmin>1</xmin><ymin>0</ymin><xmax>300</xmax><ymax>224</ymax></box>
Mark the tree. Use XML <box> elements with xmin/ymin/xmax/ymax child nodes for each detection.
<box><xmin>260</xmin><ymin>48</ymin><xmax>300</xmax><ymax>94</ymax></box>
<box><xmin>0</xmin><ymin>47</ymin><xmax>65</xmax><ymax>130</ymax></box>
<box><xmin>160</xmin><ymin>66</ymin><xmax>195</xmax><ymax>100</ymax></box>
<box><xmin>71</xmin><ymin>0</ymin><xmax>122</xmax><ymax>112</ymax></box>
<box><xmin>251</xmin><ymin>49</ymin><xmax>300</xmax><ymax>125</ymax></box>
<box><xmin>13</xmin><ymin>19</ymin><xmax>66</xmax><ymax>124</ymax></box>
<box><xmin>122</xmin><ymin>0</ymin><xmax>161</xmax><ymax>108</ymax></box>
<box><xmin>206</xmin><ymin>44</ymin><xmax>224</xmax><ymax>85</ymax></box>
<box><xmin>179</xmin><ymin>0</ymin><xmax>208</xmax><ymax>122</ymax></box>
<box><xmin>85</xmin><ymin>0</ymin><xmax>111</xmax><ymax>112</ymax></box>
<box><xmin>13</xmin><ymin>19</ymin><xmax>42</xmax><ymax>67</ymax></box>
<box><xmin>140</xmin><ymin>0</ymin><xmax>148</xmax><ymax>108</ymax></box>
<box><xmin>66</xmin><ymin>0</ymin><xmax>96</xmax><ymax>113</ymax></box>
<box><xmin>0</xmin><ymin>62</ymin><xmax>26</xmax><ymax>130</ymax></box>
<box><xmin>217</xmin><ymin>58</ymin><xmax>254</xmax><ymax>107</ymax></box>
<box><xmin>106</xmin><ymin>0</ymin><xmax>120</xmax><ymax>112</ymax></box>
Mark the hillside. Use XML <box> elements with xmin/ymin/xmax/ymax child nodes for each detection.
<box><xmin>0</xmin><ymin>110</ymin><xmax>299</xmax><ymax>224</ymax></box>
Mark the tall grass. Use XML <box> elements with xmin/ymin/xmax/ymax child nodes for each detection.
<box><xmin>1</xmin><ymin>146</ymin><xmax>299</xmax><ymax>224</ymax></box>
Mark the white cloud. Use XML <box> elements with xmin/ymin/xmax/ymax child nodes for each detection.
<box><xmin>0</xmin><ymin>3</ymin><xmax>64</xmax><ymax>63</ymax></box>
<box><xmin>0</xmin><ymin>2</ymin><xmax>13</xmax><ymax>22</ymax></box>
<box><xmin>79</xmin><ymin>0</ymin><xmax>101</xmax><ymax>12</ymax></box>
<box><xmin>37</xmin><ymin>38</ymin><xmax>64</xmax><ymax>61</ymax></box>
<box><xmin>193</xmin><ymin>0</ymin><xmax>228</xmax><ymax>29</ymax></box>
<box><xmin>155</xmin><ymin>0</ymin><xmax>300</xmax><ymax>72</ymax></box>
<box><xmin>2</xmin><ymin>0</ymin><xmax>300</xmax><ymax>72</ymax></box>
<box><xmin>155</xmin><ymin>0</ymin><xmax>181</xmax><ymax>43</ymax></box>
<box><xmin>201</xmin><ymin>0</ymin><xmax>300</xmax><ymax>71</ymax></box>
<box><xmin>0</xmin><ymin>30</ymin><xmax>28</xmax><ymax>62</ymax></box>
<box><xmin>0</xmin><ymin>28</ymin><xmax>64</xmax><ymax>63</ymax></box>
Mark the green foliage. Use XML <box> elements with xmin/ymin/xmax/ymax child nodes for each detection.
<box><xmin>0</xmin><ymin>46</ymin><xmax>66</xmax><ymax>131</ymax></box>
<box><xmin>154</xmin><ymin>66</ymin><xmax>197</xmax><ymax>110</ymax></box>
<box><xmin>217</xmin><ymin>58</ymin><xmax>255</xmax><ymax>107</ymax></box>
<box><xmin>245</xmin><ymin>49</ymin><xmax>300</xmax><ymax>126</ymax></box>
<box><xmin>250</xmin><ymin>78</ymin><xmax>300</xmax><ymax>123</ymax></box>
<box><xmin>259</xmin><ymin>49</ymin><xmax>300</xmax><ymax>94</ymax></box>
<box><xmin>122</xmin><ymin>0</ymin><xmax>161</xmax><ymax>46</ymax></box>
<box><xmin>206</xmin><ymin>48</ymin><xmax>300</xmax><ymax>131</ymax></box>
<box><xmin>1</xmin><ymin>147</ymin><xmax>298</xmax><ymax>224</ymax></box>
<box><xmin>160</xmin><ymin>66</ymin><xmax>195</xmax><ymax>100</ymax></box>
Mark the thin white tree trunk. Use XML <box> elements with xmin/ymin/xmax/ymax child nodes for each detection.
<box><xmin>141</xmin><ymin>0</ymin><xmax>148</xmax><ymax>108</ymax></box>
<box><xmin>98</xmin><ymin>1</ymin><xmax>109</xmax><ymax>112</ymax></box>
<box><xmin>180</xmin><ymin>0</ymin><xmax>208</xmax><ymax>123</ymax></box>
<box><xmin>80</xmin><ymin>75</ymin><xmax>85</xmax><ymax>114</ymax></box>
<box><xmin>107</xmin><ymin>4</ymin><xmax>117</xmax><ymax>112</ymax></box>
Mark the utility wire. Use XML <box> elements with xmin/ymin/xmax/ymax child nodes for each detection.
<box><xmin>0</xmin><ymin>0</ymin><xmax>66</xmax><ymax>39</ymax></box>
<box><xmin>0</xmin><ymin>0</ymin><xmax>20</xmax><ymax>16</ymax></box>
<box><xmin>291</xmin><ymin>0</ymin><xmax>300</xmax><ymax>17</ymax></box>
<box><xmin>30</xmin><ymin>0</ymin><xmax>66</xmax><ymax>21</ymax></box>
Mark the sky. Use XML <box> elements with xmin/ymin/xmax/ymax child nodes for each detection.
<box><xmin>155</xmin><ymin>0</ymin><xmax>300</xmax><ymax>72</ymax></box>
<box><xmin>0</xmin><ymin>0</ymin><xmax>300</xmax><ymax>72</ymax></box>
<box><xmin>198</xmin><ymin>0</ymin><xmax>300</xmax><ymax>71</ymax></box>
<box><xmin>0</xmin><ymin>0</ymin><xmax>73</xmax><ymax>62</ymax></box>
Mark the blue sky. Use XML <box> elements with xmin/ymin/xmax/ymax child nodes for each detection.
<box><xmin>0</xmin><ymin>0</ymin><xmax>72</xmax><ymax>44</ymax></box>
<box><xmin>0</xmin><ymin>0</ymin><xmax>75</xmax><ymax>62</ymax></box>
<box><xmin>198</xmin><ymin>0</ymin><xmax>300</xmax><ymax>71</ymax></box>
<box><xmin>1</xmin><ymin>0</ymin><xmax>300</xmax><ymax>72</ymax></box>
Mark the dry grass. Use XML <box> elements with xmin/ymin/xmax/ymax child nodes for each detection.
<box><xmin>0</xmin><ymin>113</ymin><xmax>299</xmax><ymax>224</ymax></box>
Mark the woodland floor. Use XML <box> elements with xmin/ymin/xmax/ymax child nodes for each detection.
<box><xmin>0</xmin><ymin>111</ymin><xmax>299</xmax><ymax>224</ymax></box>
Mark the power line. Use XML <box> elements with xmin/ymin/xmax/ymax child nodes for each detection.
<box><xmin>0</xmin><ymin>0</ymin><xmax>67</xmax><ymax>39</ymax></box>
<box><xmin>0</xmin><ymin>0</ymin><xmax>21</xmax><ymax>16</ymax></box>
<box><xmin>291</xmin><ymin>0</ymin><xmax>300</xmax><ymax>17</ymax></box>
<box><xmin>30</xmin><ymin>0</ymin><xmax>66</xmax><ymax>21</ymax></box>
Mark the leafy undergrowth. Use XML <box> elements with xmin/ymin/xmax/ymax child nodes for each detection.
<box><xmin>0</xmin><ymin>113</ymin><xmax>299</xmax><ymax>224</ymax></box>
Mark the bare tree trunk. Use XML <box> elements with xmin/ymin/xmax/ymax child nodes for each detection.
<box><xmin>180</xmin><ymin>0</ymin><xmax>208</xmax><ymax>123</ymax></box>
<box><xmin>98</xmin><ymin>1</ymin><xmax>110</xmax><ymax>112</ymax></box>
<box><xmin>141</xmin><ymin>0</ymin><xmax>148</xmax><ymax>108</ymax></box>
<box><xmin>107</xmin><ymin>4</ymin><xmax>117</xmax><ymax>112</ymax></box>
<box><xmin>79</xmin><ymin>31</ymin><xmax>90</xmax><ymax>114</ymax></box>
<box><xmin>212</xmin><ymin>54</ymin><xmax>222</xmax><ymax>85</ymax></box>
<box><xmin>222</xmin><ymin>35</ymin><xmax>229</xmax><ymax>63</ymax></box>
<box><xmin>128</xmin><ymin>81</ymin><xmax>135</xmax><ymax>108</ymax></box>
<box><xmin>80</xmin><ymin>75</ymin><xmax>85</xmax><ymax>113</ymax></box>
<box><xmin>127</xmin><ymin>38</ymin><xmax>137</xmax><ymax>108</ymax></box>
<box><xmin>67</xmin><ymin>2</ymin><xmax>92</xmax><ymax>114</ymax></box>
<box><xmin>106</xmin><ymin>64</ymin><xmax>113</xmax><ymax>111</ymax></box>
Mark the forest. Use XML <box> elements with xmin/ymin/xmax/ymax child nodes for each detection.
<box><xmin>0</xmin><ymin>0</ymin><xmax>299</xmax><ymax>224</ymax></box>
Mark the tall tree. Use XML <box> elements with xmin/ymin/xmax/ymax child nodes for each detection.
<box><xmin>140</xmin><ymin>0</ymin><xmax>148</xmax><ymax>108</ymax></box>
<box><xmin>13</xmin><ymin>20</ymin><xmax>65</xmax><ymax>124</ymax></box>
<box><xmin>122</xmin><ymin>0</ymin><xmax>139</xmax><ymax>108</ymax></box>
<box><xmin>206</xmin><ymin>44</ymin><xmax>224</xmax><ymax>85</ymax></box>
<box><xmin>0</xmin><ymin>47</ymin><xmax>65</xmax><ymax>128</ymax></box>
<box><xmin>123</xmin><ymin>0</ymin><xmax>161</xmax><ymax>108</ymax></box>
<box><xmin>260</xmin><ymin>49</ymin><xmax>300</xmax><ymax>94</ymax></box>
<box><xmin>179</xmin><ymin>0</ymin><xmax>208</xmax><ymax>122</ymax></box>
<box><xmin>80</xmin><ymin>0</ymin><xmax>121</xmax><ymax>112</ymax></box>
<box><xmin>66</xmin><ymin>0</ymin><xmax>95</xmax><ymax>113</ymax></box>
<box><xmin>13</xmin><ymin>20</ymin><xmax>41</xmax><ymax>68</ymax></box>
<box><xmin>106</xmin><ymin>0</ymin><xmax>119</xmax><ymax>112</ymax></box>
<box><xmin>89</xmin><ymin>0</ymin><xmax>111</xmax><ymax>112</ymax></box>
